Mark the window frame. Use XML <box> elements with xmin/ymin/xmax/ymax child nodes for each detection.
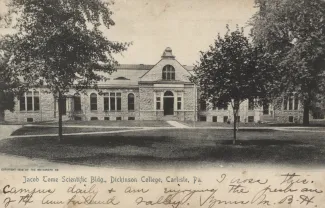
<box><xmin>103</xmin><ymin>92</ymin><xmax>122</xmax><ymax>111</ymax></box>
<box><xmin>74</xmin><ymin>93</ymin><xmax>82</xmax><ymax>112</ymax></box>
<box><xmin>162</xmin><ymin>65</ymin><xmax>176</xmax><ymax>80</ymax></box>
<box><xmin>156</xmin><ymin>97</ymin><xmax>161</xmax><ymax>110</ymax></box>
<box><xmin>177</xmin><ymin>96</ymin><xmax>182</xmax><ymax>110</ymax></box>
<box><xmin>128</xmin><ymin>93</ymin><xmax>135</xmax><ymax>111</ymax></box>
<box><xmin>19</xmin><ymin>90</ymin><xmax>40</xmax><ymax>112</ymax></box>
<box><xmin>90</xmin><ymin>93</ymin><xmax>98</xmax><ymax>111</ymax></box>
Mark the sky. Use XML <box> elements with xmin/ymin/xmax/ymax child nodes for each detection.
<box><xmin>106</xmin><ymin>0</ymin><xmax>257</xmax><ymax>65</ymax></box>
<box><xmin>0</xmin><ymin>0</ymin><xmax>257</xmax><ymax>66</ymax></box>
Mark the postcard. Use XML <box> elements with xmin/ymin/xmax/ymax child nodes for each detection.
<box><xmin>0</xmin><ymin>0</ymin><xmax>324</xmax><ymax>207</ymax></box>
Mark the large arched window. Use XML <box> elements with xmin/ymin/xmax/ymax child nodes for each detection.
<box><xmin>74</xmin><ymin>93</ymin><xmax>81</xmax><ymax>111</ymax></box>
<box><xmin>162</xmin><ymin>65</ymin><xmax>175</xmax><ymax>80</ymax></box>
<box><xmin>128</xmin><ymin>93</ymin><xmax>135</xmax><ymax>111</ymax></box>
<box><xmin>90</xmin><ymin>93</ymin><xmax>97</xmax><ymax>111</ymax></box>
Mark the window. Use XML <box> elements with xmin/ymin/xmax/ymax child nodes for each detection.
<box><xmin>117</xmin><ymin>93</ymin><xmax>121</xmax><ymax>111</ymax></box>
<box><xmin>74</xmin><ymin>93</ymin><xmax>81</xmax><ymax>111</ymax></box>
<box><xmin>57</xmin><ymin>97</ymin><xmax>66</xmax><ymax>115</ymax></box>
<box><xmin>104</xmin><ymin>93</ymin><xmax>109</xmax><ymax>111</ymax></box>
<box><xmin>283</xmin><ymin>97</ymin><xmax>288</xmax><ymax>110</ymax></box>
<box><xmin>27</xmin><ymin>92</ymin><xmax>33</xmax><ymax>111</ymax></box>
<box><xmin>177</xmin><ymin>97</ymin><xmax>182</xmax><ymax>110</ymax></box>
<box><xmin>34</xmin><ymin>91</ymin><xmax>40</xmax><ymax>111</ymax></box>
<box><xmin>90</xmin><ymin>93</ymin><xmax>97</xmax><ymax>111</ymax></box>
<box><xmin>116</xmin><ymin>117</ymin><xmax>122</xmax><ymax>120</ymax></box>
<box><xmin>61</xmin><ymin>97</ymin><xmax>66</xmax><ymax>115</ymax></box>
<box><xmin>128</xmin><ymin>117</ymin><xmax>135</xmax><ymax>120</ymax></box>
<box><xmin>162</xmin><ymin>65</ymin><xmax>175</xmax><ymax>80</ymax></box>
<box><xmin>19</xmin><ymin>91</ymin><xmax>40</xmax><ymax>111</ymax></box>
<box><xmin>294</xmin><ymin>97</ymin><xmax>299</xmax><ymax>110</ymax></box>
<box><xmin>104</xmin><ymin>92</ymin><xmax>122</xmax><ymax>111</ymax></box>
<box><xmin>248</xmin><ymin>98</ymin><xmax>254</xmax><ymax>110</ymax></box>
<box><xmin>200</xmin><ymin>99</ymin><xmax>207</xmax><ymax>111</ymax></box>
<box><xmin>90</xmin><ymin>117</ymin><xmax>98</xmax><ymax>120</ymax></box>
<box><xmin>289</xmin><ymin>116</ymin><xmax>294</xmax><ymax>123</ymax></box>
<box><xmin>19</xmin><ymin>95</ymin><xmax>26</xmax><ymax>111</ymax></box>
<box><xmin>110</xmin><ymin>93</ymin><xmax>115</xmax><ymax>110</ymax></box>
<box><xmin>156</xmin><ymin>97</ymin><xmax>161</xmax><ymax>110</ymax></box>
<box><xmin>248</xmin><ymin>116</ymin><xmax>254</xmax><ymax>122</ymax></box>
<box><xmin>288</xmin><ymin>97</ymin><xmax>293</xmax><ymax>110</ymax></box>
<box><xmin>104</xmin><ymin>117</ymin><xmax>110</xmax><ymax>120</ymax></box>
<box><xmin>74</xmin><ymin>116</ymin><xmax>82</xmax><ymax>120</ymax></box>
<box><xmin>199</xmin><ymin>116</ymin><xmax>206</xmax><ymax>121</ymax></box>
<box><xmin>212</xmin><ymin>116</ymin><xmax>217</xmax><ymax>122</ymax></box>
<box><xmin>27</xmin><ymin>118</ymin><xmax>33</xmax><ymax>122</ymax></box>
<box><xmin>128</xmin><ymin>93</ymin><xmax>135</xmax><ymax>111</ymax></box>
<box><xmin>223</xmin><ymin>116</ymin><xmax>228</xmax><ymax>123</ymax></box>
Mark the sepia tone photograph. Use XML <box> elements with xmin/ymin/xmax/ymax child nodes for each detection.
<box><xmin>0</xmin><ymin>0</ymin><xmax>324</xmax><ymax>172</ymax></box>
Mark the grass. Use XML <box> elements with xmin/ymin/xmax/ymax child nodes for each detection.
<box><xmin>180</xmin><ymin>121</ymin><xmax>269</xmax><ymax>127</ymax></box>
<box><xmin>181</xmin><ymin>120</ymin><xmax>325</xmax><ymax>127</ymax></box>
<box><xmin>61</xmin><ymin>120</ymin><xmax>172</xmax><ymax>127</ymax></box>
<box><xmin>11</xmin><ymin>126</ymin><xmax>131</xmax><ymax>136</ymax></box>
<box><xmin>0</xmin><ymin>129</ymin><xmax>324</xmax><ymax>168</ymax></box>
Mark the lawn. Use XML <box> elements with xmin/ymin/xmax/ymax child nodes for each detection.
<box><xmin>181</xmin><ymin>120</ymin><xmax>325</xmax><ymax>127</ymax></box>
<box><xmin>180</xmin><ymin>121</ymin><xmax>269</xmax><ymax>127</ymax></box>
<box><xmin>0</xmin><ymin>128</ymin><xmax>324</xmax><ymax>169</ymax></box>
<box><xmin>11</xmin><ymin>126</ymin><xmax>131</xmax><ymax>136</ymax></box>
<box><xmin>60</xmin><ymin>120</ymin><xmax>172</xmax><ymax>127</ymax></box>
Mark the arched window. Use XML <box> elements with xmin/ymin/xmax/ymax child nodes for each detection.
<box><xmin>90</xmin><ymin>93</ymin><xmax>97</xmax><ymax>111</ymax></box>
<box><xmin>164</xmin><ymin>91</ymin><xmax>174</xmax><ymax>97</ymax></box>
<box><xmin>74</xmin><ymin>93</ymin><xmax>81</xmax><ymax>111</ymax></box>
<box><xmin>162</xmin><ymin>65</ymin><xmax>175</xmax><ymax>80</ymax></box>
<box><xmin>128</xmin><ymin>93</ymin><xmax>135</xmax><ymax>111</ymax></box>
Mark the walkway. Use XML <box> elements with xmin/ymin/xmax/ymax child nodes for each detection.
<box><xmin>0</xmin><ymin>125</ymin><xmax>22</xmax><ymax>140</ymax></box>
<box><xmin>166</xmin><ymin>120</ymin><xmax>189</xmax><ymax>128</ymax></box>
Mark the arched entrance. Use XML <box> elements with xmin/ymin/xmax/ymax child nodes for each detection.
<box><xmin>164</xmin><ymin>91</ymin><xmax>174</xmax><ymax>115</ymax></box>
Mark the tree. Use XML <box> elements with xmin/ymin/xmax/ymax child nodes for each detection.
<box><xmin>0</xmin><ymin>48</ymin><xmax>24</xmax><ymax>122</ymax></box>
<box><xmin>191</xmin><ymin>26</ymin><xmax>273</xmax><ymax>144</ymax></box>
<box><xmin>1</xmin><ymin>0</ymin><xmax>130</xmax><ymax>140</ymax></box>
<box><xmin>250</xmin><ymin>0</ymin><xmax>325</xmax><ymax>125</ymax></box>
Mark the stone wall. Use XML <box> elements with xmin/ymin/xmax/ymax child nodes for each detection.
<box><xmin>69</xmin><ymin>88</ymin><xmax>140</xmax><ymax>121</ymax></box>
<box><xmin>4</xmin><ymin>88</ymin><xmax>55</xmax><ymax>123</ymax></box>
<box><xmin>139</xmin><ymin>84</ymin><xmax>155</xmax><ymax>120</ymax></box>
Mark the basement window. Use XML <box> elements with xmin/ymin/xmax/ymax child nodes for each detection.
<box><xmin>27</xmin><ymin>118</ymin><xmax>34</xmax><ymax>122</ymax></box>
<box><xmin>289</xmin><ymin>116</ymin><xmax>294</xmax><ymax>123</ymax></box>
<box><xmin>104</xmin><ymin>117</ymin><xmax>110</xmax><ymax>120</ymax></box>
<box><xmin>90</xmin><ymin>117</ymin><xmax>98</xmax><ymax>121</ymax></box>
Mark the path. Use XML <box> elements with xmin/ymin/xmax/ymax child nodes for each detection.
<box><xmin>0</xmin><ymin>125</ymin><xmax>22</xmax><ymax>140</ymax></box>
<box><xmin>166</xmin><ymin>120</ymin><xmax>189</xmax><ymax>128</ymax></box>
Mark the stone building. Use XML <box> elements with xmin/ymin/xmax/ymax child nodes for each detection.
<box><xmin>3</xmin><ymin>47</ymin><xmax>306</xmax><ymax>123</ymax></box>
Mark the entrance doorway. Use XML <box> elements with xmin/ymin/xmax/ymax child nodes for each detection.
<box><xmin>164</xmin><ymin>91</ymin><xmax>174</xmax><ymax>115</ymax></box>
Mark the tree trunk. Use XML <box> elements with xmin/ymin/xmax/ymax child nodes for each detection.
<box><xmin>233</xmin><ymin>112</ymin><xmax>237</xmax><ymax>145</ymax></box>
<box><xmin>58</xmin><ymin>92</ymin><xmax>63</xmax><ymax>141</ymax></box>
<box><xmin>303</xmin><ymin>99</ymin><xmax>310</xmax><ymax>126</ymax></box>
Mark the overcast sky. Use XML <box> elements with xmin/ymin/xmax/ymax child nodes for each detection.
<box><xmin>107</xmin><ymin>0</ymin><xmax>257</xmax><ymax>65</ymax></box>
<box><xmin>0</xmin><ymin>0</ymin><xmax>257</xmax><ymax>66</ymax></box>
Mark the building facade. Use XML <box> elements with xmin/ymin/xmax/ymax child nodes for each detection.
<box><xmin>3</xmin><ymin>47</ymin><xmax>305</xmax><ymax>123</ymax></box>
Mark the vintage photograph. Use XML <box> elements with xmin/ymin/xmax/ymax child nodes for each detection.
<box><xmin>0</xmin><ymin>0</ymin><xmax>324</xmax><ymax>171</ymax></box>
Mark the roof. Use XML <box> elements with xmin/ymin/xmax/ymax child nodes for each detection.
<box><xmin>97</xmin><ymin>64</ymin><xmax>194</xmax><ymax>87</ymax></box>
<box><xmin>115</xmin><ymin>64</ymin><xmax>154</xmax><ymax>70</ymax></box>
